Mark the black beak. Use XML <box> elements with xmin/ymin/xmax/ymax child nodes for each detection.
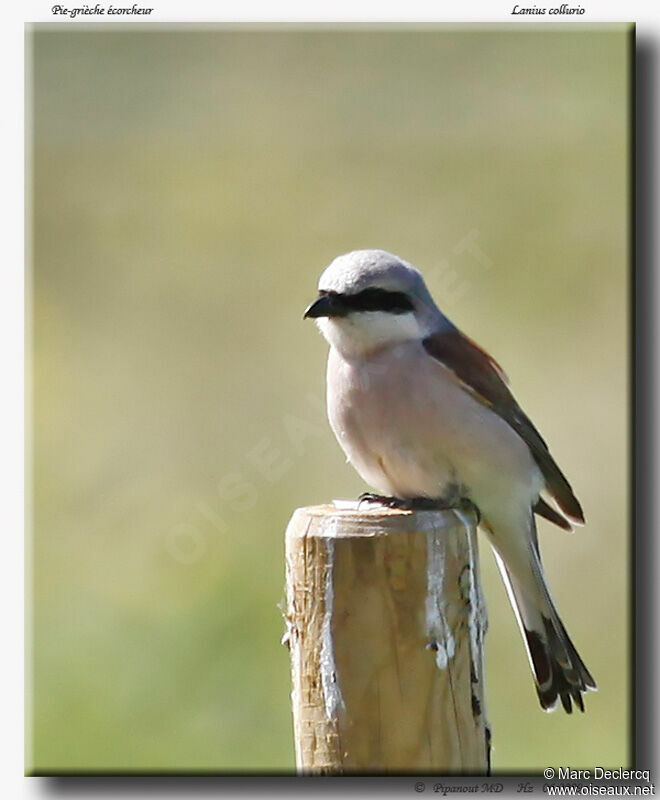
<box><xmin>303</xmin><ymin>293</ymin><xmax>346</xmax><ymax>319</ymax></box>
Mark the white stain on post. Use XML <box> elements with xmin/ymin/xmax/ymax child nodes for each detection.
<box><xmin>464</xmin><ymin>522</ymin><xmax>490</xmax><ymax>737</ymax></box>
<box><xmin>464</xmin><ymin>526</ymin><xmax>488</xmax><ymax>684</ymax></box>
<box><xmin>450</xmin><ymin>506</ymin><xmax>488</xmax><ymax>690</ymax></box>
<box><xmin>425</xmin><ymin>524</ymin><xmax>456</xmax><ymax>669</ymax></box>
<box><xmin>319</xmin><ymin>538</ymin><xmax>345</xmax><ymax>719</ymax></box>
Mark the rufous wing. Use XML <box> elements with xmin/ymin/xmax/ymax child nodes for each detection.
<box><xmin>422</xmin><ymin>328</ymin><xmax>584</xmax><ymax>526</ymax></box>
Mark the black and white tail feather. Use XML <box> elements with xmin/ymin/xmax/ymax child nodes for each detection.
<box><xmin>493</xmin><ymin>517</ymin><xmax>596</xmax><ymax>713</ymax></box>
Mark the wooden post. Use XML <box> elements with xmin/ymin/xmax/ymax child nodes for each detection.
<box><xmin>283</xmin><ymin>504</ymin><xmax>490</xmax><ymax>775</ymax></box>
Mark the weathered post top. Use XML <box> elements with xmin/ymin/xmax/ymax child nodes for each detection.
<box><xmin>284</xmin><ymin>503</ymin><xmax>490</xmax><ymax>775</ymax></box>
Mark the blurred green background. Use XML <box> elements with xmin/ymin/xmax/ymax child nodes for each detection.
<box><xmin>28</xmin><ymin>25</ymin><xmax>631</xmax><ymax>773</ymax></box>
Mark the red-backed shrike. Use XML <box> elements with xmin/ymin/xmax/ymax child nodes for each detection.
<box><xmin>304</xmin><ymin>249</ymin><xmax>595</xmax><ymax>713</ymax></box>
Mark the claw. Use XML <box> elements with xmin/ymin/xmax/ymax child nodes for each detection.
<box><xmin>357</xmin><ymin>492</ymin><xmax>405</xmax><ymax>509</ymax></box>
<box><xmin>357</xmin><ymin>492</ymin><xmax>482</xmax><ymax>519</ymax></box>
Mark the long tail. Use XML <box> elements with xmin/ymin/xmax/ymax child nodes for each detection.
<box><xmin>492</xmin><ymin>546</ymin><xmax>596</xmax><ymax>713</ymax></box>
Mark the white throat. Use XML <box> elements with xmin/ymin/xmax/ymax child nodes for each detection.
<box><xmin>317</xmin><ymin>311</ymin><xmax>422</xmax><ymax>358</ymax></box>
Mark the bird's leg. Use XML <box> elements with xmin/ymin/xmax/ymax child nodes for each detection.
<box><xmin>357</xmin><ymin>492</ymin><xmax>443</xmax><ymax>510</ymax></box>
<box><xmin>357</xmin><ymin>487</ymin><xmax>481</xmax><ymax>522</ymax></box>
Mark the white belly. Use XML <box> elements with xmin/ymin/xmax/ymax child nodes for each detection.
<box><xmin>326</xmin><ymin>342</ymin><xmax>542</xmax><ymax>508</ymax></box>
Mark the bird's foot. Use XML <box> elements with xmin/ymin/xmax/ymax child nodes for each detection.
<box><xmin>357</xmin><ymin>492</ymin><xmax>410</xmax><ymax>509</ymax></box>
<box><xmin>357</xmin><ymin>492</ymin><xmax>481</xmax><ymax>521</ymax></box>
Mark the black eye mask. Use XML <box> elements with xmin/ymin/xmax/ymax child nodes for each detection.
<box><xmin>304</xmin><ymin>287</ymin><xmax>415</xmax><ymax>319</ymax></box>
<box><xmin>327</xmin><ymin>288</ymin><xmax>415</xmax><ymax>315</ymax></box>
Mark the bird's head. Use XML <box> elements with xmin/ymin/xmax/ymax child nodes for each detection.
<box><xmin>304</xmin><ymin>250</ymin><xmax>443</xmax><ymax>357</ymax></box>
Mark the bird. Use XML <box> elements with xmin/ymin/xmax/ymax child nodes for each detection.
<box><xmin>303</xmin><ymin>248</ymin><xmax>596</xmax><ymax>714</ymax></box>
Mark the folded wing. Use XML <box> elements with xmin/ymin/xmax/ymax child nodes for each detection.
<box><xmin>422</xmin><ymin>328</ymin><xmax>584</xmax><ymax>526</ymax></box>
